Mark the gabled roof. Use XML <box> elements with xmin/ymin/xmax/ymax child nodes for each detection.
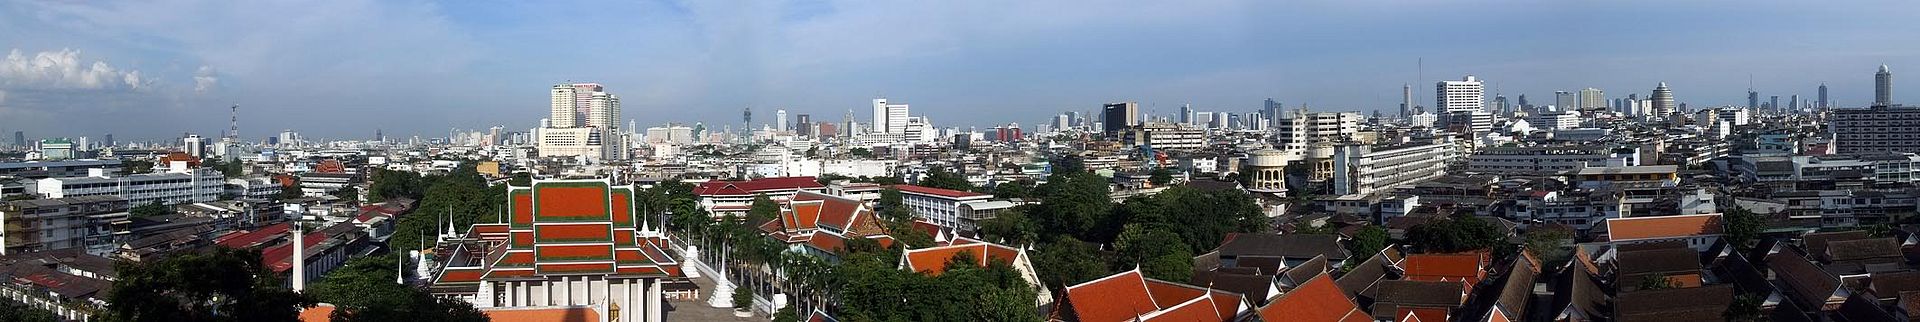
<box><xmin>1491</xmin><ymin>250</ymin><xmax>1541</xmax><ymax>320</ymax></box>
<box><xmin>1063</xmin><ymin>270</ymin><xmax>1243</xmax><ymax>322</ymax></box>
<box><xmin>693</xmin><ymin>177</ymin><xmax>823</xmax><ymax>196</ymax></box>
<box><xmin>1613</xmin><ymin>284</ymin><xmax>1735</xmax><ymax>322</ymax></box>
<box><xmin>1769</xmin><ymin>249</ymin><xmax>1844</xmax><ymax>310</ymax></box>
<box><xmin>1806</xmin><ymin>230</ymin><xmax>1873</xmax><ymax>257</ymax></box>
<box><xmin>1374</xmin><ymin>280</ymin><xmax>1468</xmax><ymax>308</ymax></box>
<box><xmin>900</xmin><ymin>242</ymin><xmax>1022</xmax><ymax>276</ymax></box>
<box><xmin>1825</xmin><ymin>238</ymin><xmax>1902</xmax><ymax>263</ymax></box>
<box><xmin>1212</xmin><ymin>233</ymin><xmax>1350</xmax><ymax>262</ymax></box>
<box><xmin>1616</xmin><ymin>247</ymin><xmax>1703</xmax><ymax>277</ymax></box>
<box><xmin>1604</xmin><ymin>214</ymin><xmax>1725</xmax><ymax>242</ymax></box>
<box><xmin>1337</xmin><ymin>246</ymin><xmax>1404</xmax><ymax>300</ymax></box>
<box><xmin>1258</xmin><ymin>273</ymin><xmax>1370</xmax><ymax>322</ymax></box>
<box><xmin>1402</xmin><ymin>252</ymin><xmax>1489</xmax><ymax>286</ymax></box>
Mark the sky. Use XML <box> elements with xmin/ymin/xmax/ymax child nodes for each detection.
<box><xmin>3</xmin><ymin>0</ymin><xmax>1920</xmax><ymax>142</ymax></box>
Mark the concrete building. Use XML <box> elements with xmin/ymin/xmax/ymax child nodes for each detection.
<box><xmin>539</xmin><ymin>83</ymin><xmax>624</xmax><ymax>160</ymax></box>
<box><xmin>1276</xmin><ymin>110</ymin><xmax>1363</xmax><ymax>153</ymax></box>
<box><xmin>36</xmin><ymin>139</ymin><xmax>74</xmax><ymax>160</ymax></box>
<box><xmin>1529</xmin><ymin>112</ymin><xmax>1579</xmax><ymax>131</ymax></box>
<box><xmin>35</xmin><ymin>166</ymin><xmax>222</xmax><ymax>207</ymax></box>
<box><xmin>0</xmin><ymin>196</ymin><xmax>130</xmax><ymax>255</ymax></box>
<box><xmin>225</xmin><ymin>177</ymin><xmax>284</xmax><ymax>199</ymax></box>
<box><xmin>1465</xmin><ymin>146</ymin><xmax>1634</xmax><ymax>174</ymax></box>
<box><xmin>1831</xmin><ymin>106</ymin><xmax>1920</xmax><ymax>154</ymax></box>
<box><xmin>1121</xmin><ymin>122</ymin><xmax>1206</xmax><ymax>151</ymax></box>
<box><xmin>873</xmin><ymin>98</ymin><xmax>911</xmax><ymax>135</ymax></box>
<box><xmin>1246</xmin><ymin>148</ymin><xmax>1288</xmax><ymax>193</ymax></box>
<box><xmin>1579</xmin><ymin>88</ymin><xmax>1606</xmax><ymax>112</ymax></box>
<box><xmin>1876</xmin><ymin>65</ymin><xmax>1894</xmax><ymax>108</ymax></box>
<box><xmin>1102</xmin><ymin>102</ymin><xmax>1140</xmax><ymax>137</ymax></box>
<box><xmin>893</xmin><ymin>185</ymin><xmax>993</xmax><ymax>230</ymax></box>
<box><xmin>1331</xmin><ymin>142</ymin><xmax>1456</xmax><ymax>196</ymax></box>
<box><xmin>1651</xmin><ymin>82</ymin><xmax>1676</xmax><ymax>116</ymax></box>
<box><xmin>693</xmin><ymin>177</ymin><xmax>827</xmax><ymax>218</ymax></box>
<box><xmin>0</xmin><ymin>160</ymin><xmax>123</xmax><ymax>179</ymax></box>
<box><xmin>1436</xmin><ymin>76</ymin><xmax>1484</xmax><ymax>114</ymax></box>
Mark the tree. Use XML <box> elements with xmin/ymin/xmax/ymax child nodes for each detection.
<box><xmin>0</xmin><ymin>300</ymin><xmax>59</xmax><ymax>322</ymax></box>
<box><xmin>746</xmin><ymin>194</ymin><xmax>780</xmax><ymax>225</ymax></box>
<box><xmin>732</xmin><ymin>284</ymin><xmax>753</xmax><ymax>312</ymax></box>
<box><xmin>331</xmin><ymin>186</ymin><xmax>361</xmax><ymax>203</ymax></box>
<box><xmin>1725</xmin><ymin>294</ymin><xmax>1764</xmax><ymax>321</ymax></box>
<box><xmin>123</xmin><ymin>160</ymin><xmax>155</xmax><ymax>175</ymax></box>
<box><xmin>1405</xmin><ymin>217</ymin><xmax>1505</xmax><ymax>253</ymax></box>
<box><xmin>366</xmin><ymin>169</ymin><xmax>426</xmax><ymax>203</ymax></box>
<box><xmin>131</xmin><ymin>201</ymin><xmax>170</xmax><ymax>218</ymax></box>
<box><xmin>978</xmin><ymin>207</ymin><xmax>1039</xmax><ymax>246</ymax></box>
<box><xmin>989</xmin><ymin>179</ymin><xmax>1035</xmax><ymax>198</ymax></box>
<box><xmin>1347</xmin><ymin>225</ymin><xmax>1390</xmax><ymax>260</ymax></box>
<box><xmin>1033</xmin><ymin>237</ymin><xmax>1110</xmax><ymax>288</ymax></box>
<box><xmin>848</xmin><ymin>148</ymin><xmax>873</xmax><ymax>158</ymax></box>
<box><xmin>1148</xmin><ymin>168</ymin><xmax>1173</xmax><ymax>186</ymax></box>
<box><xmin>1637</xmin><ymin>274</ymin><xmax>1679</xmax><ymax>290</ymax></box>
<box><xmin>104</xmin><ymin>247</ymin><xmax>314</xmax><ymax>322</ymax></box>
<box><xmin>1723</xmin><ymin>206</ymin><xmax>1767</xmax><ymax>250</ymax></box>
<box><xmin>1113</xmin><ymin>224</ymin><xmax>1192</xmax><ymax>281</ymax></box>
<box><xmin>309</xmin><ymin>254</ymin><xmax>487</xmax><ymax>322</ymax></box>
<box><xmin>877</xmin><ymin>188</ymin><xmax>913</xmax><ymax>223</ymax></box>
<box><xmin>1524</xmin><ymin>226</ymin><xmax>1575</xmax><ymax>269</ymax></box>
<box><xmin>919</xmin><ymin>167</ymin><xmax>974</xmax><ymax>191</ymax></box>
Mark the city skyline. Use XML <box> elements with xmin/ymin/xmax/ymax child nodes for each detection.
<box><xmin>4</xmin><ymin>1</ymin><xmax>1920</xmax><ymax>140</ymax></box>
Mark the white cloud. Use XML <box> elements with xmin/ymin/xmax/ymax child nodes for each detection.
<box><xmin>0</xmin><ymin>48</ymin><xmax>150</xmax><ymax>90</ymax></box>
<box><xmin>193</xmin><ymin>65</ymin><xmax>217</xmax><ymax>94</ymax></box>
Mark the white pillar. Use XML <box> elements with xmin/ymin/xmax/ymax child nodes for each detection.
<box><xmin>646</xmin><ymin>278</ymin><xmax>663</xmax><ymax>322</ymax></box>
<box><xmin>292</xmin><ymin>222</ymin><xmax>306</xmax><ymax>292</ymax></box>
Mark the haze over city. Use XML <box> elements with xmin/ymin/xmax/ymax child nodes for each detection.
<box><xmin>3</xmin><ymin>0</ymin><xmax>1919</xmax><ymax>140</ymax></box>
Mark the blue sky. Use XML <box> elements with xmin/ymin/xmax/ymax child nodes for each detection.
<box><xmin>2</xmin><ymin>0</ymin><xmax>1918</xmax><ymax>141</ymax></box>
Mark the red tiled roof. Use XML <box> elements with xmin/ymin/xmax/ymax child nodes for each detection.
<box><xmin>1066</xmin><ymin>270</ymin><xmax>1161</xmax><ymax>322</ymax></box>
<box><xmin>1259</xmin><ymin>273</ymin><xmax>1370</xmax><ymax>322</ymax></box>
<box><xmin>891</xmin><ymin>184</ymin><xmax>989</xmax><ymax>199</ymax></box>
<box><xmin>1143</xmin><ymin>296</ymin><xmax>1222</xmax><ymax>321</ymax></box>
<box><xmin>1605</xmin><ymin>214</ymin><xmax>1726</xmax><ymax>242</ymax></box>
<box><xmin>693</xmin><ymin>177</ymin><xmax>824</xmax><ymax>196</ymax></box>
<box><xmin>1401</xmin><ymin>253</ymin><xmax>1488</xmax><ymax>286</ymax></box>
<box><xmin>214</xmin><ymin>223</ymin><xmax>291</xmax><ymax>249</ymax></box>
<box><xmin>263</xmin><ymin>228</ymin><xmax>331</xmax><ymax>273</ymax></box>
<box><xmin>901</xmin><ymin>243</ymin><xmax>1021</xmax><ymax>276</ymax></box>
<box><xmin>482</xmin><ymin>307</ymin><xmax>600</xmax><ymax>322</ymax></box>
<box><xmin>298</xmin><ymin>305</ymin><xmax>336</xmax><ymax>322</ymax></box>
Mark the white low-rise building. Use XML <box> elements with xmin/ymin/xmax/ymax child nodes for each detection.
<box><xmin>35</xmin><ymin>165</ymin><xmax>222</xmax><ymax>207</ymax></box>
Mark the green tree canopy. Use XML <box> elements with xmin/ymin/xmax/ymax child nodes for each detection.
<box><xmin>1347</xmin><ymin>225</ymin><xmax>1391</xmax><ymax>261</ymax></box>
<box><xmin>1148</xmin><ymin>168</ymin><xmax>1173</xmax><ymax>186</ymax></box>
<box><xmin>131</xmin><ymin>201</ymin><xmax>170</xmax><ymax>218</ymax></box>
<box><xmin>919</xmin><ymin>166</ymin><xmax>974</xmax><ymax>191</ymax></box>
<box><xmin>309</xmin><ymin>254</ymin><xmax>486</xmax><ymax>322</ymax></box>
<box><xmin>1405</xmin><ymin>216</ymin><xmax>1505</xmax><ymax>253</ymax></box>
<box><xmin>105</xmin><ymin>247</ymin><xmax>315</xmax><ymax>322</ymax></box>
<box><xmin>877</xmin><ymin>188</ymin><xmax>913</xmax><ymax>223</ymax></box>
<box><xmin>746</xmin><ymin>193</ymin><xmax>781</xmax><ymax>225</ymax></box>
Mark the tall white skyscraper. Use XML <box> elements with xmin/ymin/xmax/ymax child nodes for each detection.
<box><xmin>1651</xmin><ymin>82</ymin><xmax>1676</xmax><ymax>116</ymax></box>
<box><xmin>541</xmin><ymin>82</ymin><xmax>623</xmax><ymax>159</ymax></box>
<box><xmin>871</xmin><ymin>99</ymin><xmax>910</xmax><ymax>134</ymax></box>
<box><xmin>1436</xmin><ymin>76</ymin><xmax>1484</xmax><ymax>114</ymax></box>
<box><xmin>775</xmin><ymin>109</ymin><xmax>788</xmax><ymax>131</ymax></box>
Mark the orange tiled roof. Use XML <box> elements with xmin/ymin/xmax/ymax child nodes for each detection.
<box><xmin>299</xmin><ymin>305</ymin><xmax>336</xmax><ymax>322</ymax></box>
<box><xmin>1066</xmin><ymin>270</ymin><xmax>1162</xmax><ymax>322</ymax></box>
<box><xmin>901</xmin><ymin>243</ymin><xmax>1021</xmax><ymax>276</ymax></box>
<box><xmin>1259</xmin><ymin>273</ymin><xmax>1370</xmax><ymax>322</ymax></box>
<box><xmin>1604</xmin><ymin>213</ymin><xmax>1724</xmax><ymax>242</ymax></box>
<box><xmin>483</xmin><ymin>307</ymin><xmax>600</xmax><ymax>322</ymax></box>
<box><xmin>1401</xmin><ymin>253</ymin><xmax>1487</xmax><ymax>286</ymax></box>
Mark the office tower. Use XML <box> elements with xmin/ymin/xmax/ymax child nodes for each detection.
<box><xmin>1818</xmin><ymin>83</ymin><xmax>1829</xmax><ymax>109</ymax></box>
<box><xmin>1790</xmin><ymin>95</ymin><xmax>1799</xmax><ymax>111</ymax></box>
<box><xmin>796</xmin><ymin>114</ymin><xmax>812</xmax><ymax>136</ymax></box>
<box><xmin>1578</xmin><ymin>88</ymin><xmax>1605</xmax><ymax>111</ymax></box>
<box><xmin>12</xmin><ymin>131</ymin><xmax>22</xmax><ymax>148</ymax></box>
<box><xmin>1400</xmin><ymin>84</ymin><xmax>1413</xmax><ymax>117</ymax></box>
<box><xmin>1262</xmin><ymin>99</ymin><xmax>1281</xmax><ymax>128</ymax></box>
<box><xmin>872</xmin><ymin>99</ymin><xmax>910</xmax><ymax>134</ymax></box>
<box><xmin>1651</xmin><ymin>82</ymin><xmax>1675</xmax><ymax>116</ymax></box>
<box><xmin>1054</xmin><ymin>114</ymin><xmax>1072</xmax><ymax>131</ymax></box>
<box><xmin>102</xmin><ymin>134</ymin><xmax>113</xmax><ymax>149</ymax></box>
<box><xmin>549</xmin><ymin>83</ymin><xmax>603</xmax><ymax>128</ymax></box>
<box><xmin>1516</xmin><ymin>94</ymin><xmax>1530</xmax><ymax>110</ymax></box>
<box><xmin>1770</xmin><ymin>96</ymin><xmax>1780</xmax><ymax>113</ymax></box>
<box><xmin>1748</xmin><ymin>90</ymin><xmax>1759</xmax><ymax>109</ymax></box>
<box><xmin>775</xmin><ymin>109</ymin><xmax>788</xmax><ymax>131</ymax></box>
<box><xmin>1179</xmin><ymin>104</ymin><xmax>1195</xmax><ymax>125</ymax></box>
<box><xmin>1102</xmin><ymin>102</ymin><xmax>1139</xmax><ymax>137</ymax></box>
<box><xmin>540</xmin><ymin>83</ymin><xmax>623</xmax><ymax>159</ymax></box>
<box><xmin>1554</xmin><ymin>91</ymin><xmax>1575</xmax><ymax>112</ymax></box>
<box><xmin>1877</xmin><ymin>65</ymin><xmax>1894</xmax><ymax>107</ymax></box>
<box><xmin>184</xmin><ymin>134</ymin><xmax>206</xmax><ymax>158</ymax></box>
<box><xmin>1492</xmin><ymin>95</ymin><xmax>1509</xmax><ymax>116</ymax></box>
<box><xmin>1435</xmin><ymin>75</ymin><xmax>1485</xmax><ymax>114</ymax></box>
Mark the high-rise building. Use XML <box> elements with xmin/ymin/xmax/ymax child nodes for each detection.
<box><xmin>1554</xmin><ymin>91</ymin><xmax>1575</xmax><ymax>112</ymax></box>
<box><xmin>1770</xmin><ymin>96</ymin><xmax>1780</xmax><ymax>113</ymax></box>
<box><xmin>872</xmin><ymin>99</ymin><xmax>910</xmax><ymax>134</ymax></box>
<box><xmin>183</xmin><ymin>135</ymin><xmax>206</xmax><ymax>158</ymax></box>
<box><xmin>1748</xmin><ymin>90</ymin><xmax>1759</xmax><ymax>109</ymax></box>
<box><xmin>12</xmin><ymin>131</ymin><xmax>23</xmax><ymax>149</ymax></box>
<box><xmin>102</xmin><ymin>134</ymin><xmax>113</xmax><ymax>149</ymax></box>
<box><xmin>1833</xmin><ymin>106</ymin><xmax>1920</xmax><ymax>153</ymax></box>
<box><xmin>795</xmin><ymin>114</ymin><xmax>812</xmax><ymax>136</ymax></box>
<box><xmin>1054</xmin><ymin>114</ymin><xmax>1072</xmax><ymax>132</ymax></box>
<box><xmin>1790</xmin><ymin>94</ymin><xmax>1800</xmax><ymax>111</ymax></box>
<box><xmin>1492</xmin><ymin>95</ymin><xmax>1509</xmax><ymax>116</ymax></box>
<box><xmin>1400</xmin><ymin>83</ymin><xmax>1413</xmax><ymax>117</ymax></box>
<box><xmin>1179</xmin><ymin>104</ymin><xmax>1195</xmax><ymax>125</ymax></box>
<box><xmin>1262</xmin><ymin>99</ymin><xmax>1282</xmax><ymax>128</ymax></box>
<box><xmin>775</xmin><ymin>109</ymin><xmax>788</xmax><ymax>131</ymax></box>
<box><xmin>1651</xmin><ymin>82</ymin><xmax>1675</xmax><ymax>116</ymax></box>
<box><xmin>1578</xmin><ymin>88</ymin><xmax>1605</xmax><ymax>112</ymax></box>
<box><xmin>1101</xmin><ymin>102</ymin><xmax>1139</xmax><ymax>137</ymax></box>
<box><xmin>1877</xmin><ymin>65</ymin><xmax>1894</xmax><ymax>107</ymax></box>
<box><xmin>1436</xmin><ymin>76</ymin><xmax>1484</xmax><ymax>114</ymax></box>
<box><xmin>1818</xmin><ymin>83</ymin><xmax>1829</xmax><ymax>109</ymax></box>
<box><xmin>540</xmin><ymin>83</ymin><xmax>623</xmax><ymax>159</ymax></box>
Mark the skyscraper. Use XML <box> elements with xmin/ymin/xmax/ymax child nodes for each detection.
<box><xmin>1748</xmin><ymin>90</ymin><xmax>1760</xmax><ymax>109</ymax></box>
<box><xmin>1554</xmin><ymin>91</ymin><xmax>1575</xmax><ymax>112</ymax></box>
<box><xmin>549</xmin><ymin>83</ymin><xmax>605</xmax><ymax>128</ymax></box>
<box><xmin>1400</xmin><ymin>83</ymin><xmax>1413</xmax><ymax>117</ymax></box>
<box><xmin>12</xmin><ymin>131</ymin><xmax>23</xmax><ymax>148</ymax></box>
<box><xmin>1179</xmin><ymin>104</ymin><xmax>1195</xmax><ymax>125</ymax></box>
<box><xmin>103</xmin><ymin>134</ymin><xmax>113</xmax><ymax>149</ymax></box>
<box><xmin>872</xmin><ymin>99</ymin><xmax>910</xmax><ymax>134</ymax></box>
<box><xmin>796</xmin><ymin>114</ymin><xmax>812</xmax><ymax>136</ymax></box>
<box><xmin>1790</xmin><ymin>94</ymin><xmax>1800</xmax><ymax>111</ymax></box>
<box><xmin>1818</xmin><ymin>83</ymin><xmax>1829</xmax><ymax>109</ymax></box>
<box><xmin>1101</xmin><ymin>102</ymin><xmax>1139</xmax><ymax>137</ymax></box>
<box><xmin>1262</xmin><ymin>99</ymin><xmax>1281</xmax><ymax>128</ymax></box>
<box><xmin>1435</xmin><ymin>76</ymin><xmax>1484</xmax><ymax>114</ymax></box>
<box><xmin>775</xmin><ymin>109</ymin><xmax>788</xmax><ymax>131</ymax></box>
<box><xmin>1651</xmin><ymin>82</ymin><xmax>1675</xmax><ymax>116</ymax></box>
<box><xmin>1877</xmin><ymin>65</ymin><xmax>1894</xmax><ymax>107</ymax></box>
<box><xmin>1770</xmin><ymin>96</ymin><xmax>1780</xmax><ymax>113</ymax></box>
<box><xmin>1578</xmin><ymin>88</ymin><xmax>1605</xmax><ymax>112</ymax></box>
<box><xmin>540</xmin><ymin>83</ymin><xmax>623</xmax><ymax>159</ymax></box>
